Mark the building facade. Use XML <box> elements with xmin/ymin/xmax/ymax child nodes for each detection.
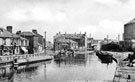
<box><xmin>46</xmin><ymin>41</ymin><xmax>53</xmax><ymax>49</ymax></box>
<box><xmin>124</xmin><ymin>18</ymin><xmax>135</xmax><ymax>40</ymax></box>
<box><xmin>53</xmin><ymin>32</ymin><xmax>87</xmax><ymax>51</ymax></box>
<box><xmin>32</xmin><ymin>29</ymin><xmax>44</xmax><ymax>52</ymax></box>
<box><xmin>0</xmin><ymin>26</ymin><xmax>24</xmax><ymax>55</ymax></box>
<box><xmin>20</xmin><ymin>31</ymin><xmax>38</xmax><ymax>54</ymax></box>
<box><xmin>122</xmin><ymin>18</ymin><xmax>135</xmax><ymax>50</ymax></box>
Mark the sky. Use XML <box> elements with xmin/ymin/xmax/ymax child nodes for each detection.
<box><xmin>0</xmin><ymin>0</ymin><xmax>135</xmax><ymax>42</ymax></box>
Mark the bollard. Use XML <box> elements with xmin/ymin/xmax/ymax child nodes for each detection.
<box><xmin>128</xmin><ymin>75</ymin><xmax>131</xmax><ymax>79</ymax></box>
<box><xmin>127</xmin><ymin>75</ymin><xmax>131</xmax><ymax>82</ymax></box>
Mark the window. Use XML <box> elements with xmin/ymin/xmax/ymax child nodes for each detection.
<box><xmin>0</xmin><ymin>38</ymin><xmax>3</xmax><ymax>45</ymax></box>
<box><xmin>21</xmin><ymin>40</ymin><xmax>23</xmax><ymax>46</ymax></box>
<box><xmin>25</xmin><ymin>40</ymin><xmax>27</xmax><ymax>46</ymax></box>
<box><xmin>5</xmin><ymin>38</ymin><xmax>10</xmax><ymax>46</ymax></box>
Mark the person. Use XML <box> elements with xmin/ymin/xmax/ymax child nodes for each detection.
<box><xmin>128</xmin><ymin>52</ymin><xmax>135</xmax><ymax>67</ymax></box>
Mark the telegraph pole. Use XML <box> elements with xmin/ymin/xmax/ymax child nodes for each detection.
<box><xmin>44</xmin><ymin>32</ymin><xmax>46</xmax><ymax>55</ymax></box>
<box><xmin>118</xmin><ymin>34</ymin><xmax>120</xmax><ymax>42</ymax></box>
<box><xmin>107</xmin><ymin>35</ymin><xmax>109</xmax><ymax>43</ymax></box>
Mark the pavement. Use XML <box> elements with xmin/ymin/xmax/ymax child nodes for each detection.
<box><xmin>106</xmin><ymin>51</ymin><xmax>135</xmax><ymax>82</ymax></box>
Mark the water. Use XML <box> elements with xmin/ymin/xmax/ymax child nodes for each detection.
<box><xmin>1</xmin><ymin>53</ymin><xmax>117</xmax><ymax>82</ymax></box>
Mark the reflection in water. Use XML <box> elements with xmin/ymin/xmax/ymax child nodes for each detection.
<box><xmin>54</xmin><ymin>54</ymin><xmax>87</xmax><ymax>67</ymax></box>
<box><xmin>0</xmin><ymin>67</ymin><xmax>14</xmax><ymax>82</ymax></box>
<box><xmin>0</xmin><ymin>53</ymin><xmax>116</xmax><ymax>82</ymax></box>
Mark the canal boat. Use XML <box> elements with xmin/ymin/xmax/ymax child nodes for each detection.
<box><xmin>54</xmin><ymin>49</ymin><xmax>75</xmax><ymax>61</ymax></box>
<box><xmin>96</xmin><ymin>51</ymin><xmax>117</xmax><ymax>63</ymax></box>
<box><xmin>54</xmin><ymin>51</ymin><xmax>67</xmax><ymax>61</ymax></box>
<box><xmin>54</xmin><ymin>50</ymin><xmax>88</xmax><ymax>61</ymax></box>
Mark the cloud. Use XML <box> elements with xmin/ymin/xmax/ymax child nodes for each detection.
<box><xmin>6</xmin><ymin>5</ymin><xmax>67</xmax><ymax>23</ymax></box>
<box><xmin>126</xmin><ymin>0</ymin><xmax>135</xmax><ymax>10</ymax></box>
<box><xmin>99</xmin><ymin>20</ymin><xmax>123</xmax><ymax>34</ymax></box>
<box><xmin>79</xmin><ymin>19</ymin><xmax>123</xmax><ymax>40</ymax></box>
<box><xmin>7</xmin><ymin>9</ymin><xmax>29</xmax><ymax>21</ymax></box>
<box><xmin>94</xmin><ymin>0</ymin><xmax>120</xmax><ymax>5</ymax></box>
<box><xmin>31</xmin><ymin>7</ymin><xmax>55</xmax><ymax>21</ymax></box>
<box><xmin>1</xmin><ymin>0</ymin><xmax>134</xmax><ymax>41</ymax></box>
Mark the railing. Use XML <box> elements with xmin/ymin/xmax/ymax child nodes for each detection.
<box><xmin>0</xmin><ymin>53</ymin><xmax>46</xmax><ymax>63</ymax></box>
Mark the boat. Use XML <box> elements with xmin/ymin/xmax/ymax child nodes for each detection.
<box><xmin>54</xmin><ymin>49</ymin><xmax>74</xmax><ymax>61</ymax></box>
<box><xmin>96</xmin><ymin>51</ymin><xmax>117</xmax><ymax>63</ymax></box>
<box><xmin>54</xmin><ymin>51</ymin><xmax>67</xmax><ymax>61</ymax></box>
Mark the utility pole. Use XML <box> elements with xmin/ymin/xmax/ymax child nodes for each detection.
<box><xmin>107</xmin><ymin>35</ymin><xmax>109</xmax><ymax>43</ymax></box>
<box><xmin>44</xmin><ymin>32</ymin><xmax>46</xmax><ymax>55</ymax></box>
<box><xmin>118</xmin><ymin>34</ymin><xmax>120</xmax><ymax>42</ymax></box>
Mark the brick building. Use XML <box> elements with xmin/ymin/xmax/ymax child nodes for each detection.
<box><xmin>124</xmin><ymin>18</ymin><xmax>135</xmax><ymax>40</ymax></box>
<box><xmin>0</xmin><ymin>26</ymin><xmax>29</xmax><ymax>55</ymax></box>
<box><xmin>53</xmin><ymin>32</ymin><xmax>87</xmax><ymax>51</ymax></box>
<box><xmin>20</xmin><ymin>31</ymin><xmax>38</xmax><ymax>54</ymax></box>
<box><xmin>121</xmin><ymin>18</ymin><xmax>135</xmax><ymax>50</ymax></box>
<box><xmin>32</xmin><ymin>29</ymin><xmax>44</xmax><ymax>52</ymax></box>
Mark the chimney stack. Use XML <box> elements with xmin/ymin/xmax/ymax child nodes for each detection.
<box><xmin>32</xmin><ymin>29</ymin><xmax>38</xmax><ymax>34</ymax></box>
<box><xmin>59</xmin><ymin>32</ymin><xmax>61</xmax><ymax>34</ymax></box>
<box><xmin>89</xmin><ymin>33</ymin><xmax>91</xmax><ymax>38</ymax></box>
<box><xmin>7</xmin><ymin>26</ymin><xmax>12</xmax><ymax>33</ymax></box>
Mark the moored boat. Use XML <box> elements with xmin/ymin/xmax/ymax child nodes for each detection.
<box><xmin>54</xmin><ymin>49</ymin><xmax>74</xmax><ymax>61</ymax></box>
<box><xmin>96</xmin><ymin>51</ymin><xmax>117</xmax><ymax>63</ymax></box>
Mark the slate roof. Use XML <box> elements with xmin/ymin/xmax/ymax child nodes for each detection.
<box><xmin>126</xmin><ymin>18</ymin><xmax>135</xmax><ymax>25</ymax></box>
<box><xmin>21</xmin><ymin>32</ymin><xmax>37</xmax><ymax>36</ymax></box>
<box><xmin>34</xmin><ymin>32</ymin><xmax>43</xmax><ymax>37</ymax></box>
<box><xmin>54</xmin><ymin>34</ymin><xmax>85</xmax><ymax>39</ymax></box>
<box><xmin>20</xmin><ymin>37</ymin><xmax>28</xmax><ymax>40</ymax></box>
<box><xmin>57</xmin><ymin>39</ymin><xmax>77</xmax><ymax>43</ymax></box>
<box><xmin>0</xmin><ymin>28</ymin><xmax>19</xmax><ymax>38</ymax></box>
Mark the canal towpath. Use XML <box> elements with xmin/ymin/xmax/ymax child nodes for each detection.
<box><xmin>106</xmin><ymin>51</ymin><xmax>135</xmax><ymax>82</ymax></box>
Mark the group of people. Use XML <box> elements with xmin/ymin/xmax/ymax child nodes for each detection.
<box><xmin>124</xmin><ymin>52</ymin><xmax>135</xmax><ymax>67</ymax></box>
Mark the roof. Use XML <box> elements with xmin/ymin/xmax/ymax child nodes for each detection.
<box><xmin>54</xmin><ymin>34</ymin><xmax>85</xmax><ymax>39</ymax></box>
<box><xmin>126</xmin><ymin>18</ymin><xmax>135</xmax><ymax>25</ymax></box>
<box><xmin>0</xmin><ymin>28</ymin><xmax>19</xmax><ymax>38</ymax></box>
<box><xmin>57</xmin><ymin>39</ymin><xmax>77</xmax><ymax>43</ymax></box>
<box><xmin>21</xmin><ymin>32</ymin><xmax>37</xmax><ymax>36</ymax></box>
<box><xmin>34</xmin><ymin>33</ymin><xmax>43</xmax><ymax>37</ymax></box>
<box><xmin>20</xmin><ymin>37</ymin><xmax>28</xmax><ymax>40</ymax></box>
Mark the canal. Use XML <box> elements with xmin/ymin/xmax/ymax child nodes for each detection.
<box><xmin>0</xmin><ymin>52</ymin><xmax>117</xmax><ymax>82</ymax></box>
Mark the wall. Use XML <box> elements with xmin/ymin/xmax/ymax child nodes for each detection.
<box><xmin>124</xmin><ymin>23</ymin><xmax>135</xmax><ymax>40</ymax></box>
<box><xmin>0</xmin><ymin>38</ymin><xmax>3</xmax><ymax>45</ymax></box>
<box><xmin>53</xmin><ymin>33</ymin><xmax>87</xmax><ymax>51</ymax></box>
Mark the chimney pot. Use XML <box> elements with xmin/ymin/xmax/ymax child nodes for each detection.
<box><xmin>32</xmin><ymin>29</ymin><xmax>38</xmax><ymax>34</ymax></box>
<box><xmin>7</xmin><ymin>26</ymin><xmax>12</xmax><ymax>33</ymax></box>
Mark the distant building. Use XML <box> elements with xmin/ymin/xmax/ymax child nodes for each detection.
<box><xmin>124</xmin><ymin>18</ymin><xmax>135</xmax><ymax>40</ymax></box>
<box><xmin>20</xmin><ymin>31</ymin><xmax>38</xmax><ymax>54</ymax></box>
<box><xmin>54</xmin><ymin>39</ymin><xmax>78</xmax><ymax>50</ymax></box>
<box><xmin>0</xmin><ymin>26</ymin><xmax>29</xmax><ymax>55</ymax></box>
<box><xmin>32</xmin><ymin>29</ymin><xmax>44</xmax><ymax>52</ymax></box>
<box><xmin>120</xmin><ymin>18</ymin><xmax>135</xmax><ymax>51</ymax></box>
<box><xmin>46</xmin><ymin>41</ymin><xmax>53</xmax><ymax>49</ymax></box>
<box><xmin>53</xmin><ymin>32</ymin><xmax>87</xmax><ymax>51</ymax></box>
<box><xmin>87</xmin><ymin>37</ymin><xmax>93</xmax><ymax>49</ymax></box>
<box><xmin>16</xmin><ymin>31</ymin><xmax>29</xmax><ymax>54</ymax></box>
